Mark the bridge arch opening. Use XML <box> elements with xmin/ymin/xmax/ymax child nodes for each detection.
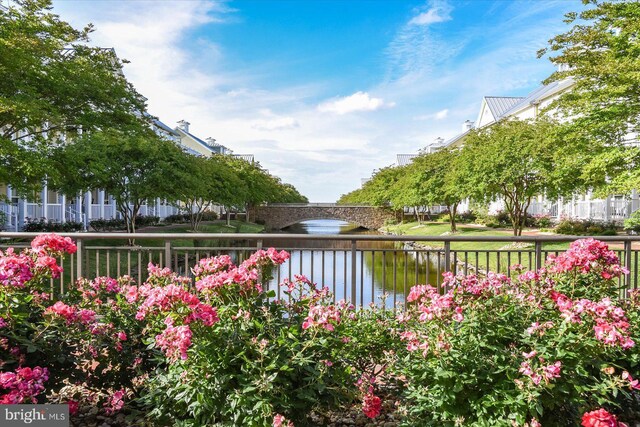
<box><xmin>281</xmin><ymin>219</ymin><xmax>369</xmax><ymax>233</ymax></box>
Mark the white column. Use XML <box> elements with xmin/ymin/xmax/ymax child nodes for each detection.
<box><xmin>41</xmin><ymin>183</ymin><xmax>48</xmax><ymax>221</ymax></box>
<box><xmin>109</xmin><ymin>195</ymin><xmax>116</xmax><ymax>219</ymax></box>
<box><xmin>604</xmin><ymin>196</ymin><xmax>611</xmax><ymax>221</ymax></box>
<box><xmin>75</xmin><ymin>194</ymin><xmax>82</xmax><ymax>223</ymax></box>
<box><xmin>61</xmin><ymin>194</ymin><xmax>66</xmax><ymax>223</ymax></box>
<box><xmin>156</xmin><ymin>198</ymin><xmax>161</xmax><ymax>218</ymax></box>
<box><xmin>571</xmin><ymin>196</ymin><xmax>577</xmax><ymax>218</ymax></box>
<box><xmin>18</xmin><ymin>198</ymin><xmax>26</xmax><ymax>230</ymax></box>
<box><xmin>98</xmin><ymin>190</ymin><xmax>105</xmax><ymax>219</ymax></box>
<box><xmin>631</xmin><ymin>189</ymin><xmax>639</xmax><ymax>215</ymax></box>
<box><xmin>84</xmin><ymin>191</ymin><xmax>91</xmax><ymax>229</ymax></box>
<box><xmin>556</xmin><ymin>197</ymin><xmax>562</xmax><ymax>219</ymax></box>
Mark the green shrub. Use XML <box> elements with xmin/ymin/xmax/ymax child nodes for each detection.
<box><xmin>624</xmin><ymin>210</ymin><xmax>640</xmax><ymax>234</ymax></box>
<box><xmin>531</xmin><ymin>213</ymin><xmax>553</xmax><ymax>228</ymax></box>
<box><xmin>163</xmin><ymin>211</ymin><xmax>218</xmax><ymax>225</ymax></box>
<box><xmin>22</xmin><ymin>218</ymin><xmax>83</xmax><ymax>232</ymax></box>
<box><xmin>394</xmin><ymin>239</ymin><xmax>640</xmax><ymax>426</ymax></box>
<box><xmin>89</xmin><ymin>215</ymin><xmax>160</xmax><ymax>231</ymax></box>
<box><xmin>555</xmin><ymin>218</ymin><xmax>618</xmax><ymax>236</ymax></box>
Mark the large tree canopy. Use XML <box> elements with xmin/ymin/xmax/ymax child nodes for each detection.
<box><xmin>458</xmin><ymin>118</ymin><xmax>576</xmax><ymax>236</ymax></box>
<box><xmin>540</xmin><ymin>0</ymin><xmax>640</xmax><ymax>142</ymax></box>
<box><xmin>406</xmin><ymin>148</ymin><xmax>465</xmax><ymax>232</ymax></box>
<box><xmin>0</xmin><ymin>0</ymin><xmax>147</xmax><ymax>194</ymax></box>
<box><xmin>51</xmin><ymin>129</ymin><xmax>187</xmax><ymax>234</ymax></box>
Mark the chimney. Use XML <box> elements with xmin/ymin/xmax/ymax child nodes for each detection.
<box><xmin>463</xmin><ymin>120</ymin><xmax>474</xmax><ymax>132</ymax></box>
<box><xmin>205</xmin><ymin>137</ymin><xmax>218</xmax><ymax>147</ymax></box>
<box><xmin>435</xmin><ymin>137</ymin><xmax>444</xmax><ymax>145</ymax></box>
<box><xmin>177</xmin><ymin>120</ymin><xmax>190</xmax><ymax>132</ymax></box>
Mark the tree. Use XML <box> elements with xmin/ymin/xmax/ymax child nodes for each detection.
<box><xmin>406</xmin><ymin>148</ymin><xmax>466</xmax><ymax>232</ymax></box>
<box><xmin>0</xmin><ymin>0</ymin><xmax>147</xmax><ymax>194</ymax></box>
<box><xmin>51</xmin><ymin>129</ymin><xmax>187</xmax><ymax>235</ymax></box>
<box><xmin>539</xmin><ymin>0</ymin><xmax>640</xmax><ymax>143</ymax></box>
<box><xmin>458</xmin><ymin>119</ymin><xmax>574</xmax><ymax>236</ymax></box>
<box><xmin>221</xmin><ymin>157</ymin><xmax>307</xmax><ymax>224</ymax></box>
<box><xmin>174</xmin><ymin>154</ymin><xmax>244</xmax><ymax>232</ymax></box>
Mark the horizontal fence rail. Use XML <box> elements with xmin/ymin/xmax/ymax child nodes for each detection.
<box><xmin>2</xmin><ymin>232</ymin><xmax>640</xmax><ymax>308</ymax></box>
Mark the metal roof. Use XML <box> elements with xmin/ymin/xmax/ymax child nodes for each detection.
<box><xmin>484</xmin><ymin>96</ymin><xmax>525</xmax><ymax>120</ymax></box>
<box><xmin>153</xmin><ymin>119</ymin><xmax>180</xmax><ymax>137</ymax></box>
<box><xmin>499</xmin><ymin>78</ymin><xmax>575</xmax><ymax>117</ymax></box>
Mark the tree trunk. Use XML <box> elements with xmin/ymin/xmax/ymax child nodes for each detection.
<box><xmin>448</xmin><ymin>204</ymin><xmax>458</xmax><ymax>233</ymax></box>
<box><xmin>414</xmin><ymin>206</ymin><xmax>421</xmax><ymax>224</ymax></box>
<box><xmin>226</xmin><ymin>207</ymin><xmax>231</xmax><ymax>226</ymax></box>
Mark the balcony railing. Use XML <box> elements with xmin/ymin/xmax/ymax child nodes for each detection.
<box><xmin>1</xmin><ymin>233</ymin><xmax>639</xmax><ymax>308</ymax></box>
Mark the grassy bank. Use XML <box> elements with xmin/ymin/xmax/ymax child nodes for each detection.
<box><xmin>381</xmin><ymin>221</ymin><xmax>570</xmax><ymax>274</ymax></box>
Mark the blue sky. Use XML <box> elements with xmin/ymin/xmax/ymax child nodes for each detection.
<box><xmin>51</xmin><ymin>0</ymin><xmax>582</xmax><ymax>202</ymax></box>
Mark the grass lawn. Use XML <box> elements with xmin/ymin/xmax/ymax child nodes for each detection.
<box><xmin>382</xmin><ymin>221</ymin><xmax>572</xmax><ymax>274</ymax></box>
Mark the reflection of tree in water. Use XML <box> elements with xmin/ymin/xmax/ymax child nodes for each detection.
<box><xmin>361</xmin><ymin>247</ymin><xmax>442</xmax><ymax>301</ymax></box>
<box><xmin>263</xmin><ymin>219</ymin><xmax>447</xmax><ymax>305</ymax></box>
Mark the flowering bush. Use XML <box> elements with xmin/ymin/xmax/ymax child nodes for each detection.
<box><xmin>138</xmin><ymin>253</ymin><xmax>382</xmax><ymax>426</ymax></box>
<box><xmin>2</xmin><ymin>234</ymin><xmax>638</xmax><ymax>426</ymax></box>
<box><xmin>394</xmin><ymin>238</ymin><xmax>640</xmax><ymax>426</ymax></box>
<box><xmin>0</xmin><ymin>234</ymin><xmax>76</xmax><ymax>404</ymax></box>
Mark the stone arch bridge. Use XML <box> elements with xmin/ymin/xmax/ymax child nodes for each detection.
<box><xmin>250</xmin><ymin>204</ymin><xmax>395</xmax><ymax>230</ymax></box>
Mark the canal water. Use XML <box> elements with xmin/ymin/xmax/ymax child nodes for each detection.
<box><xmin>262</xmin><ymin>219</ymin><xmax>441</xmax><ymax>308</ymax></box>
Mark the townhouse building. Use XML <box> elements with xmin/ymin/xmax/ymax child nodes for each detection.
<box><xmin>392</xmin><ymin>75</ymin><xmax>640</xmax><ymax>223</ymax></box>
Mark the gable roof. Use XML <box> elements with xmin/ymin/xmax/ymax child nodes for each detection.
<box><xmin>153</xmin><ymin>119</ymin><xmax>180</xmax><ymax>137</ymax></box>
<box><xmin>499</xmin><ymin>78</ymin><xmax>575</xmax><ymax>117</ymax></box>
<box><xmin>484</xmin><ymin>96</ymin><xmax>525</xmax><ymax>120</ymax></box>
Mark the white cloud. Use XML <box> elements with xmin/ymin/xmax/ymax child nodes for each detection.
<box><xmin>317</xmin><ymin>92</ymin><xmax>393</xmax><ymax>115</ymax></box>
<box><xmin>434</xmin><ymin>108</ymin><xmax>449</xmax><ymax>119</ymax></box>
<box><xmin>409</xmin><ymin>1</ymin><xmax>452</xmax><ymax>26</ymax></box>
<box><xmin>251</xmin><ymin>110</ymin><xmax>299</xmax><ymax>131</ymax></box>
<box><xmin>50</xmin><ymin>0</ymin><xmax>579</xmax><ymax>202</ymax></box>
<box><xmin>251</xmin><ymin>116</ymin><xmax>299</xmax><ymax>131</ymax></box>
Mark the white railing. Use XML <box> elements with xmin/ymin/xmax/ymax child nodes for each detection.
<box><xmin>26</xmin><ymin>203</ymin><xmax>44</xmax><ymax>220</ymax></box>
<box><xmin>66</xmin><ymin>206</ymin><xmax>85</xmax><ymax>227</ymax></box>
<box><xmin>0</xmin><ymin>203</ymin><xmax>17</xmax><ymax>231</ymax></box>
<box><xmin>104</xmin><ymin>205</ymin><xmax>116</xmax><ymax>219</ymax></box>
<box><xmin>610</xmin><ymin>200</ymin><xmax>630</xmax><ymax>220</ymax></box>
<box><xmin>46</xmin><ymin>204</ymin><xmax>63</xmax><ymax>222</ymax></box>
<box><xmin>90</xmin><ymin>204</ymin><xmax>117</xmax><ymax>220</ymax></box>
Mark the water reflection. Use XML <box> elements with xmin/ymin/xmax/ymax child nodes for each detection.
<box><xmin>265</xmin><ymin>219</ymin><xmax>442</xmax><ymax>308</ymax></box>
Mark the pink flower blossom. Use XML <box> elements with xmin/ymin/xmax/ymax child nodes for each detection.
<box><xmin>547</xmin><ymin>238</ymin><xmax>627</xmax><ymax>280</ymax></box>
<box><xmin>30</xmin><ymin>234</ymin><xmax>77</xmax><ymax>256</ymax></box>
<box><xmin>0</xmin><ymin>366</ymin><xmax>49</xmax><ymax>404</ymax></box>
<box><xmin>0</xmin><ymin>248</ymin><xmax>34</xmax><ymax>288</ymax></box>
<box><xmin>272</xmin><ymin>413</ymin><xmax>294</xmax><ymax>427</ymax></box>
<box><xmin>68</xmin><ymin>400</ymin><xmax>79</xmax><ymax>416</ymax></box>
<box><xmin>34</xmin><ymin>255</ymin><xmax>63</xmax><ymax>278</ymax></box>
<box><xmin>103</xmin><ymin>389</ymin><xmax>125</xmax><ymax>415</ymax></box>
<box><xmin>362</xmin><ymin>388</ymin><xmax>382</xmax><ymax>419</ymax></box>
<box><xmin>621</xmin><ymin>371</ymin><xmax>640</xmax><ymax>390</ymax></box>
<box><xmin>581</xmin><ymin>408</ymin><xmax>628</xmax><ymax>427</ymax></box>
<box><xmin>155</xmin><ymin>324</ymin><xmax>192</xmax><ymax>361</ymax></box>
<box><xmin>302</xmin><ymin>303</ymin><xmax>345</xmax><ymax>331</ymax></box>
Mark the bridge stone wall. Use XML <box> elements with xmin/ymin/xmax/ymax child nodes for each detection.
<box><xmin>250</xmin><ymin>204</ymin><xmax>394</xmax><ymax>230</ymax></box>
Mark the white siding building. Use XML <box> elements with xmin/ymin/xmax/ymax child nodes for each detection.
<box><xmin>397</xmin><ymin>75</ymin><xmax>639</xmax><ymax>222</ymax></box>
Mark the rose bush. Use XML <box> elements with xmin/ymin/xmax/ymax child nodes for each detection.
<box><xmin>394</xmin><ymin>238</ymin><xmax>640</xmax><ymax>426</ymax></box>
<box><xmin>138</xmin><ymin>252</ymin><xmax>393</xmax><ymax>426</ymax></box>
<box><xmin>0</xmin><ymin>234</ymin><xmax>77</xmax><ymax>403</ymax></box>
<box><xmin>2</xmin><ymin>234</ymin><xmax>639</xmax><ymax>426</ymax></box>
